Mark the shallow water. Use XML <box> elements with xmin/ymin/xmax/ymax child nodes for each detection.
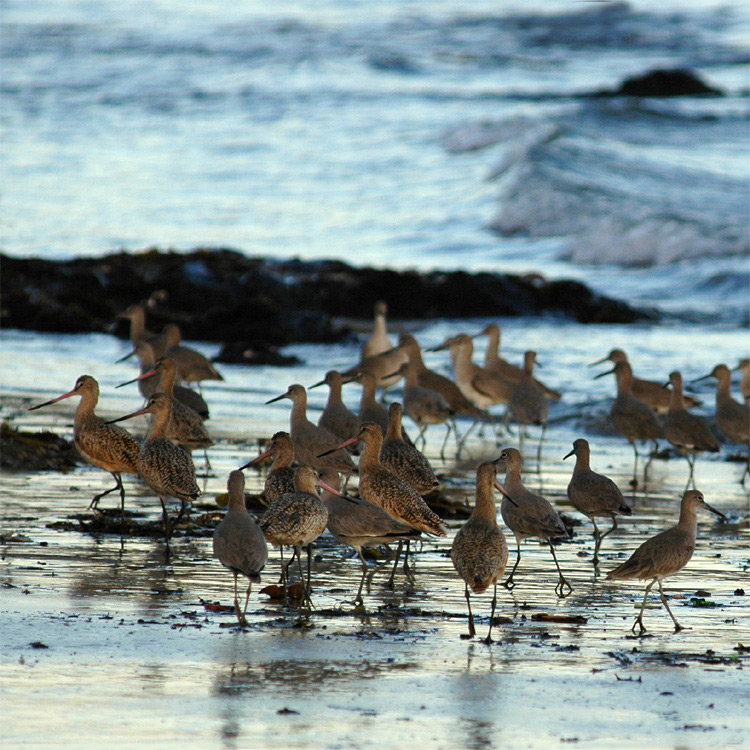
<box><xmin>1</xmin><ymin>320</ymin><xmax>748</xmax><ymax>748</ymax></box>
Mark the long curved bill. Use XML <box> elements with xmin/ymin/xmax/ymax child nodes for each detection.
<box><xmin>316</xmin><ymin>477</ymin><xmax>358</xmax><ymax>505</ymax></box>
<box><xmin>28</xmin><ymin>389</ymin><xmax>78</xmax><ymax>411</ymax></box>
<box><xmin>317</xmin><ymin>435</ymin><xmax>358</xmax><ymax>458</ymax></box>
<box><xmin>494</xmin><ymin>480</ymin><xmax>518</xmax><ymax>507</ymax></box>
<box><xmin>105</xmin><ymin>405</ymin><xmax>151</xmax><ymax>425</ymax></box>
<box><xmin>238</xmin><ymin>446</ymin><xmax>273</xmax><ymax>470</ymax></box>
<box><xmin>116</xmin><ymin>369</ymin><xmax>157</xmax><ymax>389</ymax></box>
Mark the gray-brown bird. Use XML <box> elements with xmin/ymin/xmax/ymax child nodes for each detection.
<box><xmin>451</xmin><ymin>461</ymin><xmax>511</xmax><ymax>644</ymax></box>
<box><xmin>606</xmin><ymin>489</ymin><xmax>725</xmax><ymax>635</ymax></box>
<box><xmin>737</xmin><ymin>358</ymin><xmax>750</xmax><ymax>404</ymax></box>
<box><xmin>163</xmin><ymin>323</ymin><xmax>223</xmax><ymax>386</ymax></box>
<box><xmin>309</xmin><ymin>370</ymin><xmax>360</xmax><ymax>447</ymax></box>
<box><xmin>108</xmin><ymin>392</ymin><xmax>201</xmax><ymax>556</ymax></box>
<box><xmin>663</xmin><ymin>371</ymin><xmax>720</xmax><ymax>489</ymax></box>
<box><xmin>564</xmin><ymin>438</ymin><xmax>632</xmax><ymax>566</ymax></box>
<box><xmin>29</xmin><ymin>375</ymin><xmax>140</xmax><ymax>513</ymax></box>
<box><xmin>497</xmin><ymin>447</ymin><xmax>572</xmax><ymax>597</ymax></box>
<box><xmin>508</xmin><ymin>351</ymin><xmax>549</xmax><ymax>464</ymax></box>
<box><xmin>361</xmin><ymin>300</ymin><xmax>394</xmax><ymax>361</ymax></box>
<box><xmin>213</xmin><ymin>470</ymin><xmax>268</xmax><ymax>626</ymax></box>
<box><xmin>239</xmin><ymin>431</ymin><xmax>296</xmax><ymax>504</ymax></box>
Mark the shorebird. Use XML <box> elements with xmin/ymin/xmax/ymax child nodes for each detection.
<box><xmin>107</xmin><ymin>392</ymin><xmax>201</xmax><ymax>556</ymax></box>
<box><xmin>213</xmin><ymin>470</ymin><xmax>268</xmax><ymax>626</ymax></box>
<box><xmin>694</xmin><ymin>364</ymin><xmax>750</xmax><ymax>482</ymax></box>
<box><xmin>266</xmin><ymin>384</ymin><xmax>356</xmax><ymax>476</ymax></box>
<box><xmin>475</xmin><ymin>323</ymin><xmax>561</xmax><ymax>400</ymax></box>
<box><xmin>663</xmin><ymin>371</ymin><xmax>720</xmax><ymax>489</ymax></box>
<box><xmin>340</xmin><ymin>340</ymin><xmax>409</xmax><ymax>396</ymax></box>
<box><xmin>386</xmin><ymin>359</ymin><xmax>454</xmax><ymax>458</ymax></box>
<box><xmin>563</xmin><ymin>438</ymin><xmax>632</xmax><ymax>566</ymax></box>
<box><xmin>309</xmin><ymin>370</ymin><xmax>360</xmax><ymax>447</ymax></box>
<box><xmin>737</xmin><ymin>358</ymin><xmax>750</xmax><ymax>404</ymax></box>
<box><xmin>606</xmin><ymin>489</ymin><xmax>725</xmax><ymax>635</ymax></box>
<box><xmin>119</xmin><ymin>302</ymin><xmax>161</xmax><ymax>353</ymax></box>
<box><xmin>239</xmin><ymin>431</ymin><xmax>296</xmax><ymax>503</ymax></box>
<box><xmin>508</xmin><ymin>351</ymin><xmax>549</xmax><ymax>463</ymax></box>
<box><xmin>259</xmin><ymin>465</ymin><xmax>339</xmax><ymax>606</ymax></box>
<box><xmin>451</xmin><ymin>461</ymin><xmax>511</xmax><ymax>643</ymax></box>
<box><xmin>318</xmin><ymin>469</ymin><xmax>420</xmax><ymax>605</ymax></box>
<box><xmin>320</xmin><ymin>422</ymin><xmax>446</xmax><ymax>586</ymax></box>
<box><xmin>380</xmin><ymin>402</ymin><xmax>441</xmax><ymax>495</ymax></box>
<box><xmin>361</xmin><ymin>300</ymin><xmax>394</xmax><ymax>360</ymax></box>
<box><xmin>120</xmin><ymin>341</ymin><xmax>209</xmax><ymax>418</ymax></box>
<box><xmin>29</xmin><ymin>375</ymin><xmax>140</xmax><ymax>513</ymax></box>
<box><xmin>590</xmin><ymin>349</ymin><xmax>700</xmax><ymax>414</ymax></box>
<box><xmin>352</xmin><ymin>371</ymin><xmax>390</xmax><ymax>438</ymax></box>
<box><xmin>595</xmin><ymin>360</ymin><xmax>664</xmax><ymax>486</ymax></box>
<box><xmin>163</xmin><ymin>323</ymin><xmax>223</xmax><ymax>387</ymax></box>
<box><xmin>497</xmin><ymin>447</ymin><xmax>572</xmax><ymax>597</ymax></box>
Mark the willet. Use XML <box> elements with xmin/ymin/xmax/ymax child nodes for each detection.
<box><xmin>341</xmin><ymin>341</ymin><xmax>409</xmax><ymax>397</ymax></box>
<box><xmin>213</xmin><ymin>470</ymin><xmax>268</xmax><ymax>626</ymax></box>
<box><xmin>563</xmin><ymin>438</ymin><xmax>631</xmax><ymax>566</ymax></box>
<box><xmin>266</xmin><ymin>384</ymin><xmax>356</xmax><ymax>475</ymax></box>
<box><xmin>162</xmin><ymin>323</ymin><xmax>223</xmax><ymax>386</ymax></box>
<box><xmin>361</xmin><ymin>300</ymin><xmax>394</xmax><ymax>360</ymax></box>
<box><xmin>451</xmin><ymin>460</ymin><xmax>511</xmax><ymax>643</ymax></box>
<box><xmin>318</xmin><ymin>469</ymin><xmax>420</xmax><ymax>605</ymax></box>
<box><xmin>118</xmin><ymin>302</ymin><xmax>161</xmax><ymax>354</ymax></box>
<box><xmin>663</xmin><ymin>371</ymin><xmax>720</xmax><ymax>489</ymax></box>
<box><xmin>497</xmin><ymin>447</ymin><xmax>572</xmax><ymax>597</ymax></box>
<box><xmin>239</xmin><ymin>431</ymin><xmax>296</xmax><ymax>503</ymax></box>
<box><xmin>107</xmin><ymin>392</ymin><xmax>201</xmax><ymax>556</ymax></box>
<box><xmin>309</xmin><ymin>370</ymin><xmax>360</xmax><ymax>446</ymax></box>
<box><xmin>595</xmin><ymin>360</ymin><xmax>663</xmax><ymax>486</ymax></box>
<box><xmin>353</xmin><ymin>371</ymin><xmax>390</xmax><ymax>438</ymax></box>
<box><xmin>606</xmin><ymin>489</ymin><xmax>725</xmax><ymax>635</ymax></box>
<box><xmin>320</xmin><ymin>422</ymin><xmax>446</xmax><ymax>586</ymax></box>
<box><xmin>380</xmin><ymin>402</ymin><xmax>441</xmax><ymax>495</ymax></box>
<box><xmin>591</xmin><ymin>349</ymin><xmax>700</xmax><ymax>414</ymax></box>
<box><xmin>736</xmin><ymin>358</ymin><xmax>750</xmax><ymax>404</ymax></box>
<box><xmin>29</xmin><ymin>375</ymin><xmax>140</xmax><ymax>513</ymax></box>
<box><xmin>259</xmin><ymin>465</ymin><xmax>337</xmax><ymax>606</ymax></box>
<box><xmin>508</xmin><ymin>351</ymin><xmax>549</xmax><ymax>464</ymax></box>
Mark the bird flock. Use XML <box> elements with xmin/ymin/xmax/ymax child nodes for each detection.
<box><xmin>28</xmin><ymin>301</ymin><xmax>746</xmax><ymax>641</ymax></box>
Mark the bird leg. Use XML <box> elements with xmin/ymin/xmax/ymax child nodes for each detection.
<box><xmin>684</xmin><ymin>453</ymin><xmax>696</xmax><ymax>491</ymax></box>
<box><xmin>402</xmin><ymin>541</ymin><xmax>414</xmax><ymax>580</ymax></box>
<box><xmin>643</xmin><ymin>440</ymin><xmax>658</xmax><ymax>483</ymax></box>
<box><xmin>159</xmin><ymin>496</ymin><xmax>172</xmax><ymax>558</ymax></box>
<box><xmin>464</xmin><ymin>584</ymin><xmax>475</xmax><ymax>639</ymax></box>
<box><xmin>536</xmin><ymin>424</ymin><xmax>547</xmax><ymax>469</ymax></box>
<box><xmin>296</xmin><ymin>544</ymin><xmax>313</xmax><ymax>608</ymax></box>
<box><xmin>593</xmin><ymin>516</ymin><xmax>617</xmax><ymax>567</ymax></box>
<box><xmin>88</xmin><ymin>474</ymin><xmax>122</xmax><ymax>511</ymax></box>
<box><xmin>484</xmin><ymin>582</ymin><xmax>499</xmax><ymax>645</ymax></box>
<box><xmin>232</xmin><ymin>571</ymin><xmax>242</xmax><ymax>626</ymax></box>
<box><xmin>502</xmin><ymin>540</ymin><xmax>521</xmax><ymax>590</ymax></box>
<box><xmin>632</xmin><ymin>579</ymin><xmax>657</xmax><ymax>635</ymax></box>
<box><xmin>417</xmin><ymin>425</ymin><xmax>427</xmax><ymax>452</ymax></box>
<box><xmin>440</xmin><ymin>423</ymin><xmax>451</xmax><ymax>461</ymax></box>
<box><xmin>657</xmin><ymin>579</ymin><xmax>683</xmax><ymax>633</ymax></box>
<box><xmin>630</xmin><ymin>442</ymin><xmax>640</xmax><ymax>488</ymax></box>
<box><xmin>549</xmin><ymin>543</ymin><xmax>573</xmax><ymax>598</ymax></box>
<box><xmin>241</xmin><ymin>580</ymin><xmax>252</xmax><ymax>626</ymax></box>
<box><xmin>386</xmin><ymin>541</ymin><xmax>404</xmax><ymax>588</ymax></box>
<box><xmin>355</xmin><ymin>550</ymin><xmax>369</xmax><ymax>605</ymax></box>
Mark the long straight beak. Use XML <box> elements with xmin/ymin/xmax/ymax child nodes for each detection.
<box><xmin>115</xmin><ymin>349</ymin><xmax>137</xmax><ymax>364</ymax></box>
<box><xmin>238</xmin><ymin>446</ymin><xmax>273</xmax><ymax>470</ymax></box>
<box><xmin>116</xmin><ymin>369</ymin><xmax>156</xmax><ymax>389</ymax></box>
<box><xmin>28</xmin><ymin>390</ymin><xmax>78</xmax><ymax>411</ymax></box>
<box><xmin>317</xmin><ymin>478</ymin><xmax>358</xmax><ymax>505</ymax></box>
<box><xmin>588</xmin><ymin>355</ymin><xmax>609</xmax><ymax>367</ymax></box>
<box><xmin>308</xmin><ymin>380</ymin><xmax>325</xmax><ymax>389</ymax></box>
<box><xmin>690</xmin><ymin>374</ymin><xmax>712</xmax><ymax>384</ymax></box>
<box><xmin>593</xmin><ymin>368</ymin><xmax>615</xmax><ymax>380</ymax></box>
<box><xmin>562</xmin><ymin>449</ymin><xmax>575</xmax><ymax>460</ymax></box>
<box><xmin>105</xmin><ymin>405</ymin><xmax>150</xmax><ymax>425</ymax></box>
<box><xmin>426</xmin><ymin>345</ymin><xmax>445</xmax><ymax>353</ymax></box>
<box><xmin>494</xmin><ymin>480</ymin><xmax>518</xmax><ymax>507</ymax></box>
<box><xmin>265</xmin><ymin>393</ymin><xmax>288</xmax><ymax>405</ymax></box>
<box><xmin>704</xmin><ymin>502</ymin><xmax>727</xmax><ymax>523</ymax></box>
<box><xmin>317</xmin><ymin>435</ymin><xmax>358</xmax><ymax>457</ymax></box>
<box><xmin>383</xmin><ymin>369</ymin><xmax>400</xmax><ymax>379</ymax></box>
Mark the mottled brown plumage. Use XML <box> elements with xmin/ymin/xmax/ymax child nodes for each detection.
<box><xmin>451</xmin><ymin>461</ymin><xmax>509</xmax><ymax>642</ymax></box>
<box><xmin>29</xmin><ymin>374</ymin><xmax>140</xmax><ymax>512</ymax></box>
<box><xmin>606</xmin><ymin>489</ymin><xmax>725</xmax><ymax>634</ymax></box>
<box><xmin>213</xmin><ymin>470</ymin><xmax>268</xmax><ymax>626</ymax></box>
<box><xmin>240</xmin><ymin>431</ymin><xmax>296</xmax><ymax>503</ymax></box>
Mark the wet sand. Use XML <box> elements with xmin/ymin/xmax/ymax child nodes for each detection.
<box><xmin>1</xmin><ymin>320</ymin><xmax>748</xmax><ymax>748</ymax></box>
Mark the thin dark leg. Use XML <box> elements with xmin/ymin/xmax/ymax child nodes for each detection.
<box><xmin>503</xmin><ymin>540</ymin><xmax>521</xmax><ymax>590</ymax></box>
<box><xmin>549</xmin><ymin>542</ymin><xmax>572</xmax><ymax>597</ymax></box>
<box><xmin>658</xmin><ymin>579</ymin><xmax>683</xmax><ymax>633</ymax></box>
<box><xmin>630</xmin><ymin>442</ymin><xmax>639</xmax><ymax>488</ymax></box>
<box><xmin>632</xmin><ymin>579</ymin><xmax>656</xmax><ymax>635</ymax></box>
<box><xmin>355</xmin><ymin>550</ymin><xmax>369</xmax><ymax>605</ymax></box>
<box><xmin>241</xmin><ymin>580</ymin><xmax>252</xmax><ymax>625</ymax></box>
<box><xmin>440</xmin><ymin>423</ymin><xmax>451</xmax><ymax>461</ymax></box>
<box><xmin>484</xmin><ymin>582</ymin><xmax>498</xmax><ymax>645</ymax></box>
<box><xmin>387</xmin><ymin>541</ymin><xmax>404</xmax><ymax>588</ymax></box>
<box><xmin>159</xmin><ymin>496</ymin><xmax>172</xmax><ymax>558</ymax></box>
<box><xmin>592</xmin><ymin>517</ymin><xmax>602</xmax><ymax>567</ymax></box>
<box><xmin>536</xmin><ymin>423</ymin><xmax>547</xmax><ymax>469</ymax></box>
<box><xmin>465</xmin><ymin>584</ymin><xmax>475</xmax><ymax>638</ymax></box>
<box><xmin>88</xmin><ymin>474</ymin><xmax>121</xmax><ymax>510</ymax></box>
<box><xmin>643</xmin><ymin>440</ymin><xmax>658</xmax><ymax>482</ymax></box>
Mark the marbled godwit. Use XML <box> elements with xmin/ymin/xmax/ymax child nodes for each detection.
<box><xmin>497</xmin><ymin>447</ymin><xmax>572</xmax><ymax>597</ymax></box>
<box><xmin>590</xmin><ymin>349</ymin><xmax>700</xmax><ymax>414</ymax></box>
<box><xmin>320</xmin><ymin>422</ymin><xmax>446</xmax><ymax>586</ymax></box>
<box><xmin>309</xmin><ymin>370</ymin><xmax>360</xmax><ymax>446</ymax></box>
<box><xmin>117</xmin><ymin>357</ymin><xmax>213</xmax><ymax>466</ymax></box>
<box><xmin>108</xmin><ymin>392</ymin><xmax>201</xmax><ymax>556</ymax></box>
<box><xmin>451</xmin><ymin>461</ymin><xmax>511</xmax><ymax>643</ymax></box>
<box><xmin>239</xmin><ymin>431</ymin><xmax>296</xmax><ymax>503</ymax></box>
<box><xmin>318</xmin><ymin>469</ymin><xmax>420</xmax><ymax>605</ymax></box>
<box><xmin>736</xmin><ymin>358</ymin><xmax>750</xmax><ymax>404</ymax></box>
<box><xmin>563</xmin><ymin>438</ymin><xmax>631</xmax><ymax>566</ymax></box>
<box><xmin>120</xmin><ymin>341</ymin><xmax>209</xmax><ymax>419</ymax></box>
<box><xmin>606</xmin><ymin>489</ymin><xmax>725</xmax><ymax>635</ymax></box>
<box><xmin>663</xmin><ymin>371</ymin><xmax>720</xmax><ymax>489</ymax></box>
<box><xmin>508</xmin><ymin>351</ymin><xmax>549</xmax><ymax>464</ymax></box>
<box><xmin>694</xmin><ymin>364</ymin><xmax>750</xmax><ymax>482</ymax></box>
<box><xmin>213</xmin><ymin>470</ymin><xmax>268</xmax><ymax>626</ymax></box>
<box><xmin>380</xmin><ymin>402</ymin><xmax>442</xmax><ymax>495</ymax></box>
<box><xmin>476</xmin><ymin>323</ymin><xmax>561</xmax><ymax>400</ymax></box>
<box><xmin>162</xmin><ymin>323</ymin><xmax>223</xmax><ymax>386</ymax></box>
<box><xmin>361</xmin><ymin>300</ymin><xmax>394</xmax><ymax>360</ymax></box>
<box><xmin>266</xmin><ymin>384</ymin><xmax>356</xmax><ymax>475</ymax></box>
<box><xmin>29</xmin><ymin>375</ymin><xmax>140</xmax><ymax>513</ymax></box>
<box><xmin>259</xmin><ymin>465</ymin><xmax>337</xmax><ymax>606</ymax></box>
<box><xmin>386</xmin><ymin>360</ymin><xmax>454</xmax><ymax>458</ymax></box>
<box><xmin>594</xmin><ymin>360</ymin><xmax>663</xmax><ymax>487</ymax></box>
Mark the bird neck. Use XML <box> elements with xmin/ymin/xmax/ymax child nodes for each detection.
<box><xmin>403</xmin><ymin>363</ymin><xmax>418</xmax><ymax>388</ymax></box>
<box><xmin>327</xmin><ymin>377</ymin><xmax>343</xmax><ymax>403</ymax></box>
<box><xmin>473</xmin><ymin>472</ymin><xmax>498</xmax><ymax>523</ymax></box>
<box><xmin>130</xmin><ymin>308</ymin><xmax>146</xmax><ymax>346</ymax></box>
<box><xmin>147</xmin><ymin>406</ymin><xmax>171</xmax><ymax>439</ymax></box>
<box><xmin>158</xmin><ymin>366</ymin><xmax>176</xmax><ymax>396</ymax></box>
<box><xmin>668</xmin><ymin>379</ymin><xmax>685</xmax><ymax>413</ymax></box>
<box><xmin>714</xmin><ymin>371</ymin><xmax>732</xmax><ymax>404</ymax></box>
<box><xmin>293</xmin><ymin>473</ymin><xmax>318</xmax><ymax>495</ymax></box>
<box><xmin>504</xmin><ymin>464</ymin><xmax>523</xmax><ymax>488</ymax></box>
<box><xmin>484</xmin><ymin>328</ymin><xmax>500</xmax><ymax>367</ymax></box>
<box><xmin>573</xmin><ymin>448</ymin><xmax>590</xmax><ymax>471</ymax></box>
<box><xmin>359</xmin><ymin>433</ymin><xmax>383</xmax><ymax>468</ymax></box>
<box><xmin>385</xmin><ymin>411</ymin><xmax>403</xmax><ymax>442</ymax></box>
<box><xmin>677</xmin><ymin>501</ymin><xmax>699</xmax><ymax>537</ymax></box>
<box><xmin>406</xmin><ymin>345</ymin><xmax>426</xmax><ymax>372</ymax></box>
<box><xmin>271</xmin><ymin>444</ymin><xmax>294</xmax><ymax>470</ymax></box>
<box><xmin>615</xmin><ymin>368</ymin><xmax>633</xmax><ymax>396</ymax></box>
<box><xmin>373</xmin><ymin>313</ymin><xmax>388</xmax><ymax>340</ymax></box>
<box><xmin>289</xmin><ymin>392</ymin><xmax>308</xmax><ymax>425</ymax></box>
<box><xmin>227</xmin><ymin>492</ymin><xmax>247</xmax><ymax>513</ymax></box>
<box><xmin>359</xmin><ymin>379</ymin><xmax>377</xmax><ymax>408</ymax></box>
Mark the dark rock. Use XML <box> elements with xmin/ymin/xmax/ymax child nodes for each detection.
<box><xmin>216</xmin><ymin>342</ymin><xmax>303</xmax><ymax>366</ymax></box>
<box><xmin>1</xmin><ymin>422</ymin><xmax>80</xmax><ymax>472</ymax></box>
<box><xmin>599</xmin><ymin>68</ymin><xmax>723</xmax><ymax>98</ymax></box>
<box><xmin>0</xmin><ymin>248</ymin><xmax>655</xmax><ymax>347</ymax></box>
